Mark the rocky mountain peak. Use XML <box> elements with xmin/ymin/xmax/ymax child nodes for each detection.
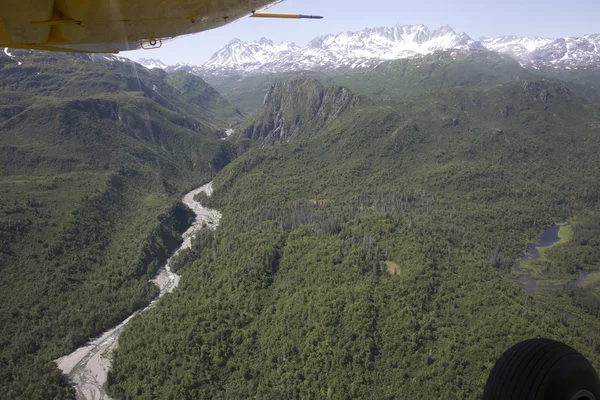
<box><xmin>133</xmin><ymin>24</ymin><xmax>600</xmax><ymax>75</ymax></box>
<box><xmin>240</xmin><ymin>78</ymin><xmax>366</xmax><ymax>146</ymax></box>
<box><xmin>258</xmin><ymin>37</ymin><xmax>274</xmax><ymax>46</ymax></box>
<box><xmin>435</xmin><ymin>24</ymin><xmax>456</xmax><ymax>36</ymax></box>
<box><xmin>135</xmin><ymin>58</ymin><xmax>168</xmax><ymax>69</ymax></box>
<box><xmin>200</xmin><ymin>37</ymin><xmax>301</xmax><ymax>74</ymax></box>
<box><xmin>227</xmin><ymin>38</ymin><xmax>243</xmax><ymax>45</ymax></box>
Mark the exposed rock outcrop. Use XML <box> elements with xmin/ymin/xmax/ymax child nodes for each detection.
<box><xmin>239</xmin><ymin>78</ymin><xmax>366</xmax><ymax>146</ymax></box>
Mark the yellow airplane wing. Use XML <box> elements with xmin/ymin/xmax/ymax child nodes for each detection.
<box><xmin>0</xmin><ymin>0</ymin><xmax>319</xmax><ymax>53</ymax></box>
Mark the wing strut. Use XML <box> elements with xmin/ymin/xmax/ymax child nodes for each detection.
<box><xmin>251</xmin><ymin>12</ymin><xmax>323</xmax><ymax>19</ymax></box>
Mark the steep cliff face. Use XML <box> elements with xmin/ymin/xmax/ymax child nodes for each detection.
<box><xmin>239</xmin><ymin>78</ymin><xmax>366</xmax><ymax>145</ymax></box>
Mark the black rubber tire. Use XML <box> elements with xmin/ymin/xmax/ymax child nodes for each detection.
<box><xmin>483</xmin><ymin>338</ymin><xmax>600</xmax><ymax>400</ymax></box>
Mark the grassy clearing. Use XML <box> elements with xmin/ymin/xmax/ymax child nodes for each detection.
<box><xmin>536</xmin><ymin>278</ymin><xmax>571</xmax><ymax>286</ymax></box>
<box><xmin>581</xmin><ymin>272</ymin><xmax>600</xmax><ymax>288</ymax></box>
<box><xmin>384</xmin><ymin>261</ymin><xmax>399</xmax><ymax>276</ymax></box>
<box><xmin>523</xmin><ymin>259</ymin><xmax>579</xmax><ymax>281</ymax></box>
<box><xmin>518</xmin><ymin>222</ymin><xmax>577</xmax><ymax>280</ymax></box>
<box><xmin>538</xmin><ymin>223</ymin><xmax>575</xmax><ymax>259</ymax></box>
<box><xmin>144</xmin><ymin>193</ymin><xmax>163</xmax><ymax>209</ymax></box>
<box><xmin>520</xmin><ymin>259</ymin><xmax>551</xmax><ymax>280</ymax></box>
<box><xmin>558</xmin><ymin>221</ymin><xmax>576</xmax><ymax>242</ymax></box>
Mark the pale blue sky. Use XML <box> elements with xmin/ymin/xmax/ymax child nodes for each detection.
<box><xmin>126</xmin><ymin>0</ymin><xmax>600</xmax><ymax>65</ymax></box>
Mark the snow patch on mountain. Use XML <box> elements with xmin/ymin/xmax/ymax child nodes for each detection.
<box><xmin>136</xmin><ymin>58</ymin><xmax>168</xmax><ymax>69</ymax></box>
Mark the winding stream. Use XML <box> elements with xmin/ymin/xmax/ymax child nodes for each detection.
<box><xmin>514</xmin><ymin>224</ymin><xmax>595</xmax><ymax>294</ymax></box>
<box><xmin>54</xmin><ymin>182</ymin><xmax>221</xmax><ymax>400</ymax></box>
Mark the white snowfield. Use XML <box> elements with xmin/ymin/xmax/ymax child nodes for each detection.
<box><xmin>55</xmin><ymin>182</ymin><xmax>220</xmax><ymax>400</ymax></box>
<box><xmin>134</xmin><ymin>24</ymin><xmax>600</xmax><ymax>75</ymax></box>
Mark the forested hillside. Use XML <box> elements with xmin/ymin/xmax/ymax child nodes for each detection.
<box><xmin>534</xmin><ymin>66</ymin><xmax>600</xmax><ymax>104</ymax></box>
<box><xmin>204</xmin><ymin>50</ymin><xmax>600</xmax><ymax>116</ymax></box>
<box><xmin>3</xmin><ymin>46</ymin><xmax>600</xmax><ymax>399</ymax></box>
<box><xmin>108</xmin><ymin>76</ymin><xmax>600</xmax><ymax>398</ymax></box>
<box><xmin>0</xmin><ymin>51</ymin><xmax>239</xmax><ymax>398</ymax></box>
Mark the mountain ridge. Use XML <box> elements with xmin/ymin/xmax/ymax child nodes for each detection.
<box><xmin>134</xmin><ymin>24</ymin><xmax>600</xmax><ymax>76</ymax></box>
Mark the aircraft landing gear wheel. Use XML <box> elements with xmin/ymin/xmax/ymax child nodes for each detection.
<box><xmin>483</xmin><ymin>338</ymin><xmax>600</xmax><ymax>400</ymax></box>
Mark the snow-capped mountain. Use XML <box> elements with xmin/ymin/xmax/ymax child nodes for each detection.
<box><xmin>136</xmin><ymin>39</ymin><xmax>300</xmax><ymax>75</ymax></box>
<box><xmin>480</xmin><ymin>36</ymin><xmax>555</xmax><ymax>60</ymax></box>
<box><xmin>202</xmin><ymin>25</ymin><xmax>482</xmax><ymax>74</ymax></box>
<box><xmin>482</xmin><ymin>34</ymin><xmax>600</xmax><ymax>68</ymax></box>
<box><xmin>135</xmin><ymin>58</ymin><xmax>207</xmax><ymax>75</ymax></box>
<box><xmin>134</xmin><ymin>24</ymin><xmax>600</xmax><ymax>76</ymax></box>
<box><xmin>136</xmin><ymin>57</ymin><xmax>169</xmax><ymax>70</ymax></box>
<box><xmin>203</xmin><ymin>38</ymin><xmax>300</xmax><ymax>73</ymax></box>
<box><xmin>135</xmin><ymin>25</ymin><xmax>480</xmax><ymax>75</ymax></box>
<box><xmin>303</xmin><ymin>25</ymin><xmax>481</xmax><ymax>61</ymax></box>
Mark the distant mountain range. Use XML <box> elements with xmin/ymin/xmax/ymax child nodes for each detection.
<box><xmin>481</xmin><ymin>34</ymin><xmax>600</xmax><ymax>69</ymax></box>
<box><xmin>135</xmin><ymin>24</ymin><xmax>600</xmax><ymax>76</ymax></box>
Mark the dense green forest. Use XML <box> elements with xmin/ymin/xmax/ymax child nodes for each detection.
<box><xmin>108</xmin><ymin>76</ymin><xmax>600</xmax><ymax>398</ymax></box>
<box><xmin>3</xmin><ymin>47</ymin><xmax>600</xmax><ymax>399</ymax></box>
<box><xmin>0</xmin><ymin>51</ymin><xmax>238</xmax><ymax>398</ymax></box>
